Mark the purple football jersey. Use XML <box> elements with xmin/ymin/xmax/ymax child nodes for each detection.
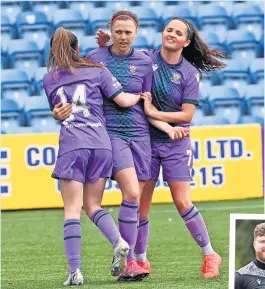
<box><xmin>86</xmin><ymin>46</ymin><xmax>153</xmax><ymax>141</ymax></box>
<box><xmin>143</xmin><ymin>49</ymin><xmax>200</xmax><ymax>143</ymax></box>
<box><xmin>43</xmin><ymin>66</ymin><xmax>123</xmax><ymax>156</ymax></box>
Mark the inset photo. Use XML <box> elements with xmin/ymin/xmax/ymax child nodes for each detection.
<box><xmin>229</xmin><ymin>214</ymin><xmax>265</xmax><ymax>289</ymax></box>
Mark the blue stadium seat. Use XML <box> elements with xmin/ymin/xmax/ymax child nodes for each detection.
<box><xmin>34</xmin><ymin>67</ymin><xmax>48</xmax><ymax>96</ymax></box>
<box><xmin>201</xmin><ymin>71</ymin><xmax>221</xmax><ymax>86</ymax></box>
<box><xmin>106</xmin><ymin>1</ymin><xmax>131</xmax><ymax>10</ymax></box>
<box><xmin>79</xmin><ymin>35</ymin><xmax>100</xmax><ymax>55</ymax></box>
<box><xmin>24</xmin><ymin>96</ymin><xmax>52</xmax><ymax>127</ymax></box>
<box><xmin>239</xmin><ymin>115</ymin><xmax>264</xmax><ymax>125</ymax></box>
<box><xmin>197</xmin><ymin>4</ymin><xmax>231</xmax><ymax>32</ymax></box>
<box><xmin>1</xmin><ymin>69</ymin><xmax>31</xmax><ymax>108</ymax></box>
<box><xmin>249</xmin><ymin>58</ymin><xmax>264</xmax><ymax>84</ymax></box>
<box><xmin>138</xmin><ymin>28</ymin><xmax>157</xmax><ymax>47</ymax></box>
<box><xmin>33</xmin><ymin>121</ymin><xmax>61</xmax><ymax>133</ymax></box>
<box><xmin>199</xmin><ymin>81</ymin><xmax>211</xmax><ymax>115</ymax></box>
<box><xmin>161</xmin><ymin>5</ymin><xmax>198</xmax><ymax>29</ymax></box>
<box><xmin>259</xmin><ymin>33</ymin><xmax>264</xmax><ymax>58</ymax></box>
<box><xmin>220</xmin><ymin>59</ymin><xmax>251</xmax><ymax>86</ymax></box>
<box><xmin>1</xmin><ymin>52</ymin><xmax>8</xmax><ymax>69</ymax></box>
<box><xmin>191</xmin><ymin>107</ymin><xmax>206</xmax><ymax>126</ymax></box>
<box><xmin>43</xmin><ymin>39</ymin><xmax>51</xmax><ymax>67</ymax></box>
<box><xmin>139</xmin><ymin>1</ymin><xmax>166</xmax><ymax>17</ymax></box>
<box><xmin>227</xmin><ymin>82</ymin><xmax>247</xmax><ymax>98</ymax></box>
<box><xmin>133</xmin><ymin>35</ymin><xmax>149</xmax><ymax>49</ymax></box>
<box><xmin>32</xmin><ymin>1</ymin><xmax>62</xmax><ymax>21</ymax></box>
<box><xmin>52</xmin><ymin>9</ymin><xmax>87</xmax><ymax>39</ymax></box>
<box><xmin>199</xmin><ymin>81</ymin><xmax>211</xmax><ymax>97</ymax></box>
<box><xmin>199</xmin><ymin>30</ymin><xmax>227</xmax><ymax>55</ymax></box>
<box><xmin>193</xmin><ymin>115</ymin><xmax>230</xmax><ymax>126</ymax></box>
<box><xmin>6</xmin><ymin>40</ymin><xmax>43</xmax><ymax>78</ymax></box>
<box><xmin>209</xmin><ymin>86</ymin><xmax>245</xmax><ymax>124</ymax></box>
<box><xmin>1</xmin><ymin>15</ymin><xmax>14</xmax><ymax>42</ymax></box>
<box><xmin>66</xmin><ymin>1</ymin><xmax>95</xmax><ymax>20</ymax></box>
<box><xmin>88</xmin><ymin>7</ymin><xmax>113</xmax><ymax>34</ymax></box>
<box><xmin>153</xmin><ymin>32</ymin><xmax>162</xmax><ymax>49</ymax></box>
<box><xmin>16</xmin><ymin>11</ymin><xmax>52</xmax><ymax>50</ymax></box>
<box><xmin>217</xmin><ymin>1</ymin><xmax>234</xmax><ymax>15</ymax></box>
<box><xmin>129</xmin><ymin>7</ymin><xmax>161</xmax><ymax>31</ymax></box>
<box><xmin>226</xmin><ymin>29</ymin><xmax>260</xmax><ymax>60</ymax></box>
<box><xmin>232</xmin><ymin>3</ymin><xmax>264</xmax><ymax>34</ymax></box>
<box><xmin>1</xmin><ymin>125</ymin><xmax>38</xmax><ymax>135</ymax></box>
<box><xmin>1</xmin><ymin>1</ymin><xmax>23</xmax><ymax>24</ymax></box>
<box><xmin>1</xmin><ymin>99</ymin><xmax>21</xmax><ymax>130</ymax></box>
<box><xmin>244</xmin><ymin>83</ymin><xmax>264</xmax><ymax>118</ymax></box>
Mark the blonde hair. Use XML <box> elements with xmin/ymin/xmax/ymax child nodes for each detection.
<box><xmin>47</xmin><ymin>27</ymin><xmax>102</xmax><ymax>74</ymax></box>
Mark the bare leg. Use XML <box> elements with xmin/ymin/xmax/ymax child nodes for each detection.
<box><xmin>83</xmin><ymin>178</ymin><xmax>129</xmax><ymax>276</ymax></box>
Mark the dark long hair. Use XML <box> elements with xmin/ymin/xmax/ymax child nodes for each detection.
<box><xmin>164</xmin><ymin>18</ymin><xmax>227</xmax><ymax>73</ymax></box>
<box><xmin>47</xmin><ymin>27</ymin><xmax>102</xmax><ymax>74</ymax></box>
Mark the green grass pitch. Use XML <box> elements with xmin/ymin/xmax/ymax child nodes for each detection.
<box><xmin>2</xmin><ymin>198</ymin><xmax>263</xmax><ymax>289</ymax></box>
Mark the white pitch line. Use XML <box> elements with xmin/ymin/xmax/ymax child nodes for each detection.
<box><xmin>152</xmin><ymin>204</ymin><xmax>264</xmax><ymax>214</ymax></box>
<box><xmin>1</xmin><ymin>203</ymin><xmax>263</xmax><ymax>222</ymax></box>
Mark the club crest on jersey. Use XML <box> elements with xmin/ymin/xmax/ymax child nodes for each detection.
<box><xmin>171</xmin><ymin>72</ymin><xmax>181</xmax><ymax>83</ymax></box>
<box><xmin>129</xmin><ymin>65</ymin><xmax>136</xmax><ymax>73</ymax></box>
<box><xmin>152</xmin><ymin>64</ymin><xmax>159</xmax><ymax>71</ymax></box>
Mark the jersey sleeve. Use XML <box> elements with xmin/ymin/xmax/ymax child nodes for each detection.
<box><xmin>142</xmin><ymin>59</ymin><xmax>153</xmax><ymax>92</ymax></box>
<box><xmin>235</xmin><ymin>272</ymin><xmax>245</xmax><ymax>289</ymax></box>
<box><xmin>100</xmin><ymin>67</ymin><xmax>123</xmax><ymax>99</ymax></box>
<box><xmin>43</xmin><ymin>75</ymin><xmax>55</xmax><ymax>111</ymax></box>
<box><xmin>86</xmin><ymin>48</ymin><xmax>100</xmax><ymax>62</ymax></box>
<box><xmin>140</xmin><ymin>49</ymin><xmax>153</xmax><ymax>58</ymax></box>
<box><xmin>182</xmin><ymin>68</ymin><xmax>200</xmax><ymax>106</ymax></box>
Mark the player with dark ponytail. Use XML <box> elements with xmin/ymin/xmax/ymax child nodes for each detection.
<box><xmin>95</xmin><ymin>16</ymin><xmax>227</xmax><ymax>279</ymax></box>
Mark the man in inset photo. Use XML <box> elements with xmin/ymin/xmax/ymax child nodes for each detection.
<box><xmin>235</xmin><ymin>222</ymin><xmax>265</xmax><ymax>288</ymax></box>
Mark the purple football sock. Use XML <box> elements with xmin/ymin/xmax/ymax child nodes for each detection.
<box><xmin>64</xmin><ymin>219</ymin><xmax>81</xmax><ymax>273</ymax></box>
<box><xmin>180</xmin><ymin>205</ymin><xmax>211</xmax><ymax>249</ymax></box>
<box><xmin>90</xmin><ymin>209</ymin><xmax>121</xmax><ymax>248</ymax></box>
<box><xmin>135</xmin><ymin>217</ymin><xmax>149</xmax><ymax>255</ymax></box>
<box><xmin>118</xmin><ymin>200</ymin><xmax>138</xmax><ymax>260</ymax></box>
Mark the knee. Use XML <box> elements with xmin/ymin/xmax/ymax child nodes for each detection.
<box><xmin>64</xmin><ymin>205</ymin><xmax>82</xmax><ymax>219</ymax></box>
<box><xmin>174</xmin><ymin>199</ymin><xmax>192</xmax><ymax>214</ymax></box>
<box><xmin>123</xmin><ymin>190</ymin><xmax>139</xmax><ymax>203</ymax></box>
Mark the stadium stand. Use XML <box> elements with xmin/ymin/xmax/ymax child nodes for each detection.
<box><xmin>1</xmin><ymin>69</ymin><xmax>32</xmax><ymax>108</ymax></box>
<box><xmin>16</xmin><ymin>11</ymin><xmax>52</xmax><ymax>50</ymax></box>
<box><xmin>1</xmin><ymin>0</ymin><xmax>264</xmax><ymax>133</ymax></box>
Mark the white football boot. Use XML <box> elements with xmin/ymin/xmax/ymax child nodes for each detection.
<box><xmin>63</xmin><ymin>268</ymin><xmax>83</xmax><ymax>286</ymax></box>
<box><xmin>111</xmin><ymin>237</ymin><xmax>129</xmax><ymax>276</ymax></box>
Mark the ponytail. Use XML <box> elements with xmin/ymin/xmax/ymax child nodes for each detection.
<box><xmin>182</xmin><ymin>23</ymin><xmax>227</xmax><ymax>74</ymax></box>
<box><xmin>47</xmin><ymin>27</ymin><xmax>102</xmax><ymax>74</ymax></box>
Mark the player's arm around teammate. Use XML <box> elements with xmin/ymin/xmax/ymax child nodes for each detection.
<box><xmin>94</xmin><ymin>27</ymin><xmax>187</xmax><ymax>141</ymax></box>
<box><xmin>89</xmin><ymin>11</ymin><xmax>190</xmax><ymax>281</ymax></box>
<box><xmin>43</xmin><ymin>27</ymin><xmax>150</xmax><ymax>285</ymax></box>
<box><xmin>52</xmin><ymin>10</ymin><xmax>187</xmax><ymax>282</ymax></box>
<box><xmin>138</xmin><ymin>18</ymin><xmax>227</xmax><ymax>279</ymax></box>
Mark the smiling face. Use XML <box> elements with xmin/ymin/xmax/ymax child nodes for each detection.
<box><xmin>162</xmin><ymin>19</ymin><xmax>191</xmax><ymax>52</ymax></box>
<box><xmin>111</xmin><ymin>19</ymin><xmax>137</xmax><ymax>54</ymax></box>
<box><xmin>254</xmin><ymin>235</ymin><xmax>265</xmax><ymax>262</ymax></box>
